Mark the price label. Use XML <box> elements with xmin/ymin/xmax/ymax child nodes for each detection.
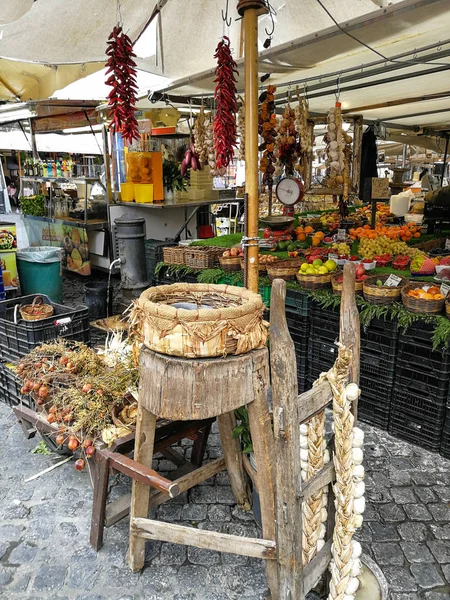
<box><xmin>445</xmin><ymin>238</ymin><xmax>450</xmax><ymax>250</ymax></box>
<box><xmin>440</xmin><ymin>283</ymin><xmax>450</xmax><ymax>297</ymax></box>
<box><xmin>337</xmin><ymin>229</ymin><xmax>346</xmax><ymax>241</ymax></box>
<box><xmin>384</xmin><ymin>274</ymin><xmax>402</xmax><ymax>287</ymax></box>
<box><xmin>306</xmin><ymin>213</ymin><xmax>320</xmax><ymax>218</ymax></box>
<box><xmin>328</xmin><ymin>253</ymin><xmax>338</xmax><ymax>261</ymax></box>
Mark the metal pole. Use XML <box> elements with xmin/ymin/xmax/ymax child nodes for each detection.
<box><xmin>441</xmin><ymin>135</ymin><xmax>449</xmax><ymax>188</ymax></box>
<box><xmin>29</xmin><ymin>119</ymin><xmax>38</xmax><ymax>160</ymax></box>
<box><xmin>239</xmin><ymin>0</ymin><xmax>267</xmax><ymax>293</ymax></box>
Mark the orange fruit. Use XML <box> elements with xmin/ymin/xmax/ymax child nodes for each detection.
<box><xmin>414</xmin><ymin>232</ymin><xmax>420</xmax><ymax>238</ymax></box>
<box><xmin>428</xmin><ymin>286</ymin><xmax>440</xmax><ymax>295</ymax></box>
<box><xmin>315</xmin><ymin>231</ymin><xmax>325</xmax><ymax>240</ymax></box>
<box><xmin>304</xmin><ymin>226</ymin><xmax>314</xmax><ymax>234</ymax></box>
<box><xmin>421</xmin><ymin>293</ymin><xmax>434</xmax><ymax>300</ymax></box>
<box><xmin>296</xmin><ymin>233</ymin><xmax>306</xmax><ymax>242</ymax></box>
<box><xmin>434</xmin><ymin>293</ymin><xmax>445</xmax><ymax>300</ymax></box>
<box><xmin>311</xmin><ymin>237</ymin><xmax>321</xmax><ymax>247</ymax></box>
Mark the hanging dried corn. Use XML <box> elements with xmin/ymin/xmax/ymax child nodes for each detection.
<box><xmin>295</xmin><ymin>92</ymin><xmax>313</xmax><ymax>180</ymax></box>
<box><xmin>213</xmin><ymin>36</ymin><xmax>238</xmax><ymax>170</ymax></box>
<box><xmin>105</xmin><ymin>25</ymin><xmax>140</xmax><ymax>144</ymax></box>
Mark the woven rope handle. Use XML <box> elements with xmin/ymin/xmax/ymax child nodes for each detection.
<box><xmin>30</xmin><ymin>296</ymin><xmax>44</xmax><ymax>314</ymax></box>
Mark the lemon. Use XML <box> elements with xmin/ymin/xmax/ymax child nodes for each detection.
<box><xmin>312</xmin><ymin>259</ymin><xmax>323</xmax><ymax>267</ymax></box>
<box><xmin>318</xmin><ymin>266</ymin><xmax>328</xmax><ymax>274</ymax></box>
<box><xmin>300</xmin><ymin>263</ymin><xmax>309</xmax><ymax>273</ymax></box>
<box><xmin>324</xmin><ymin>259</ymin><xmax>337</xmax><ymax>272</ymax></box>
<box><xmin>305</xmin><ymin>267</ymin><xmax>315</xmax><ymax>275</ymax></box>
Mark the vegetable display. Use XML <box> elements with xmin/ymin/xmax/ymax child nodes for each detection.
<box><xmin>193</xmin><ymin>106</ymin><xmax>209</xmax><ymax>168</ymax></box>
<box><xmin>105</xmin><ymin>25</ymin><xmax>140</xmax><ymax>144</ymax></box>
<box><xmin>181</xmin><ymin>137</ymin><xmax>201</xmax><ymax>176</ymax></box>
<box><xmin>276</xmin><ymin>102</ymin><xmax>298</xmax><ymax>176</ymax></box>
<box><xmin>19</xmin><ymin>194</ymin><xmax>45</xmax><ymax>217</ymax></box>
<box><xmin>213</xmin><ymin>36</ymin><xmax>239</xmax><ymax>170</ymax></box>
<box><xmin>258</xmin><ymin>85</ymin><xmax>278</xmax><ymax>186</ymax></box>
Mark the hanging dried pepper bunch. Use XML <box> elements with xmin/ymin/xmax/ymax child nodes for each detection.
<box><xmin>276</xmin><ymin>102</ymin><xmax>298</xmax><ymax>176</ymax></box>
<box><xmin>106</xmin><ymin>25</ymin><xmax>140</xmax><ymax>144</ymax></box>
<box><xmin>213</xmin><ymin>36</ymin><xmax>239</xmax><ymax>170</ymax></box>
<box><xmin>258</xmin><ymin>85</ymin><xmax>278</xmax><ymax>186</ymax></box>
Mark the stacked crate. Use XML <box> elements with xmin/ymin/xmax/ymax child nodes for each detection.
<box><xmin>285</xmin><ymin>289</ymin><xmax>309</xmax><ymax>393</ymax></box>
<box><xmin>440</xmin><ymin>401</ymin><xmax>450</xmax><ymax>459</ymax></box>
<box><xmin>145</xmin><ymin>239</ymin><xmax>177</xmax><ymax>284</ymax></box>
<box><xmin>389</xmin><ymin>321</ymin><xmax>450</xmax><ymax>452</ymax></box>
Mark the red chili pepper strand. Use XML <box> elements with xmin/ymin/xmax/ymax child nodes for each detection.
<box><xmin>213</xmin><ymin>37</ymin><xmax>238</xmax><ymax>170</ymax></box>
<box><xmin>105</xmin><ymin>27</ymin><xmax>140</xmax><ymax>144</ymax></box>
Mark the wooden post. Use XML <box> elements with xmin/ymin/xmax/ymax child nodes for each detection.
<box><xmin>339</xmin><ymin>262</ymin><xmax>361</xmax><ymax>419</ymax></box>
<box><xmin>269</xmin><ymin>278</ymin><xmax>303</xmax><ymax>598</ymax></box>
<box><xmin>90</xmin><ymin>452</ymin><xmax>110</xmax><ymax>551</ymax></box>
<box><xmin>238</xmin><ymin>0</ymin><xmax>269</xmax><ymax>293</ymax></box>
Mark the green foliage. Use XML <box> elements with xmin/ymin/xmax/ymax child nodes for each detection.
<box><xmin>154</xmin><ymin>262</ymin><xmax>197</xmax><ymax>279</ymax></box>
<box><xmin>31</xmin><ymin>440</ymin><xmax>52</xmax><ymax>455</ymax></box>
<box><xmin>229</xmin><ymin>271</ymin><xmax>244</xmax><ymax>286</ymax></box>
<box><xmin>307</xmin><ymin>288</ymin><xmax>341</xmax><ymax>310</ymax></box>
<box><xmin>19</xmin><ymin>194</ymin><xmax>45</xmax><ymax>216</ymax></box>
<box><xmin>233</xmin><ymin>407</ymin><xmax>253</xmax><ymax>454</ymax></box>
<box><xmin>190</xmin><ymin>233</ymin><xmax>244</xmax><ymax>248</ymax></box>
<box><xmin>197</xmin><ymin>268</ymin><xmax>225</xmax><ymax>284</ymax></box>
<box><xmin>163</xmin><ymin>160</ymin><xmax>187</xmax><ymax>192</ymax></box>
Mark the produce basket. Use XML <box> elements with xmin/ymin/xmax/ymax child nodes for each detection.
<box><xmin>401</xmin><ymin>282</ymin><xmax>445</xmax><ymax>315</ymax></box>
<box><xmin>331</xmin><ymin>273</ymin><xmax>363</xmax><ymax>295</ymax></box>
<box><xmin>19</xmin><ymin>296</ymin><xmax>54</xmax><ymax>321</ymax></box>
<box><xmin>363</xmin><ymin>274</ymin><xmax>408</xmax><ymax>305</ymax></box>
<box><xmin>129</xmin><ymin>283</ymin><xmax>268</xmax><ymax>358</ymax></box>
<box><xmin>266</xmin><ymin>259</ymin><xmax>301</xmax><ymax>281</ymax></box>
<box><xmin>184</xmin><ymin>247</ymin><xmax>223</xmax><ymax>269</ymax></box>
<box><xmin>219</xmin><ymin>256</ymin><xmax>242</xmax><ymax>272</ymax></box>
<box><xmin>163</xmin><ymin>246</ymin><xmax>185</xmax><ymax>265</ymax></box>
<box><xmin>296</xmin><ymin>272</ymin><xmax>332</xmax><ymax>290</ymax></box>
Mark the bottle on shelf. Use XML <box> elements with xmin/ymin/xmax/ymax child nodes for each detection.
<box><xmin>41</xmin><ymin>161</ymin><xmax>47</xmax><ymax>177</ymax></box>
<box><xmin>51</xmin><ymin>161</ymin><xmax>57</xmax><ymax>177</ymax></box>
<box><xmin>67</xmin><ymin>158</ymin><xmax>73</xmax><ymax>178</ymax></box>
<box><xmin>47</xmin><ymin>162</ymin><xmax>53</xmax><ymax>177</ymax></box>
<box><xmin>56</xmin><ymin>160</ymin><xmax>62</xmax><ymax>178</ymax></box>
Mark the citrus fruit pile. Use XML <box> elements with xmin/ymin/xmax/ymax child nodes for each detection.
<box><xmin>407</xmin><ymin>285</ymin><xmax>444</xmax><ymax>300</ymax></box>
<box><xmin>298</xmin><ymin>258</ymin><xmax>337</xmax><ymax>276</ymax></box>
<box><xmin>349</xmin><ymin>223</ymin><xmax>421</xmax><ymax>242</ymax></box>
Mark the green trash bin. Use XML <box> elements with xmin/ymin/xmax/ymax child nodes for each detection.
<box><xmin>17</xmin><ymin>247</ymin><xmax>63</xmax><ymax>303</ymax></box>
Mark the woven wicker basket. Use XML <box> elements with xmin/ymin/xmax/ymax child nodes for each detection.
<box><xmin>184</xmin><ymin>247</ymin><xmax>223</xmax><ymax>269</ymax></box>
<box><xmin>331</xmin><ymin>274</ymin><xmax>363</xmax><ymax>295</ymax></box>
<box><xmin>129</xmin><ymin>283</ymin><xmax>269</xmax><ymax>358</ymax></box>
<box><xmin>19</xmin><ymin>296</ymin><xmax>54</xmax><ymax>322</ymax></box>
<box><xmin>219</xmin><ymin>256</ymin><xmax>242</xmax><ymax>272</ymax></box>
<box><xmin>363</xmin><ymin>274</ymin><xmax>408</xmax><ymax>305</ymax></box>
<box><xmin>402</xmin><ymin>282</ymin><xmax>445</xmax><ymax>315</ymax></box>
<box><xmin>296</xmin><ymin>272</ymin><xmax>332</xmax><ymax>290</ymax></box>
<box><xmin>266</xmin><ymin>259</ymin><xmax>301</xmax><ymax>281</ymax></box>
<box><xmin>239</xmin><ymin>259</ymin><xmax>267</xmax><ymax>273</ymax></box>
<box><xmin>163</xmin><ymin>246</ymin><xmax>185</xmax><ymax>265</ymax></box>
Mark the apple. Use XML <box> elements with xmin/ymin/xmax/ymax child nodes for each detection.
<box><xmin>350</xmin><ymin>255</ymin><xmax>359</xmax><ymax>261</ymax></box>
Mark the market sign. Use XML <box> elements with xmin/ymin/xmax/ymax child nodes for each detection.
<box><xmin>34</xmin><ymin>109</ymin><xmax>102</xmax><ymax>133</ymax></box>
<box><xmin>371</xmin><ymin>178</ymin><xmax>390</xmax><ymax>200</ymax></box>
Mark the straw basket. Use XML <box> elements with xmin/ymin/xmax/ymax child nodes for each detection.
<box><xmin>163</xmin><ymin>246</ymin><xmax>185</xmax><ymax>265</ymax></box>
<box><xmin>266</xmin><ymin>259</ymin><xmax>301</xmax><ymax>281</ymax></box>
<box><xmin>331</xmin><ymin>273</ymin><xmax>363</xmax><ymax>295</ymax></box>
<box><xmin>402</xmin><ymin>282</ymin><xmax>445</xmax><ymax>315</ymax></box>
<box><xmin>363</xmin><ymin>274</ymin><xmax>408</xmax><ymax>305</ymax></box>
<box><xmin>240</xmin><ymin>259</ymin><xmax>268</xmax><ymax>273</ymax></box>
<box><xmin>296</xmin><ymin>272</ymin><xmax>332</xmax><ymax>290</ymax></box>
<box><xmin>184</xmin><ymin>247</ymin><xmax>223</xmax><ymax>269</ymax></box>
<box><xmin>129</xmin><ymin>283</ymin><xmax>269</xmax><ymax>358</ymax></box>
<box><xmin>19</xmin><ymin>296</ymin><xmax>54</xmax><ymax>322</ymax></box>
<box><xmin>219</xmin><ymin>256</ymin><xmax>242</xmax><ymax>272</ymax></box>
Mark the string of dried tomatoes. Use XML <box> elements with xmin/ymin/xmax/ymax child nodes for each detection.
<box><xmin>105</xmin><ymin>25</ymin><xmax>140</xmax><ymax>144</ymax></box>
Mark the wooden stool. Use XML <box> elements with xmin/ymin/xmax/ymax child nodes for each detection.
<box><xmin>129</xmin><ymin>347</ymin><xmax>278</xmax><ymax>597</ymax></box>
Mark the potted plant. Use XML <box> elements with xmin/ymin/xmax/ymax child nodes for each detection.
<box><xmin>163</xmin><ymin>160</ymin><xmax>187</xmax><ymax>201</ymax></box>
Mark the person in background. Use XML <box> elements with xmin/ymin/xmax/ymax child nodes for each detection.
<box><xmin>419</xmin><ymin>168</ymin><xmax>428</xmax><ymax>180</ymax></box>
<box><xmin>7</xmin><ymin>179</ymin><xmax>18</xmax><ymax>210</ymax></box>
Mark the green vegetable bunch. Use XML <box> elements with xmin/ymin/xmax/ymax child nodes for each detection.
<box><xmin>19</xmin><ymin>194</ymin><xmax>45</xmax><ymax>217</ymax></box>
<box><xmin>163</xmin><ymin>161</ymin><xmax>187</xmax><ymax>193</ymax></box>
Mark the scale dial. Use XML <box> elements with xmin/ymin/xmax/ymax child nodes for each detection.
<box><xmin>275</xmin><ymin>177</ymin><xmax>304</xmax><ymax>206</ymax></box>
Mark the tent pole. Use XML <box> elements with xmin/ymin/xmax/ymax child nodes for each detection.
<box><xmin>440</xmin><ymin>135</ymin><xmax>449</xmax><ymax>188</ymax></box>
<box><xmin>238</xmin><ymin>0</ymin><xmax>267</xmax><ymax>293</ymax></box>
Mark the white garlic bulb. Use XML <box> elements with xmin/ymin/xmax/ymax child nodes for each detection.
<box><xmin>321</xmin><ymin>508</ymin><xmax>328</xmax><ymax>522</ymax></box>
<box><xmin>346</xmin><ymin>577</ymin><xmax>360</xmax><ymax>595</ymax></box>
<box><xmin>343</xmin><ymin>595</ymin><xmax>354</xmax><ymax>600</ymax></box>
<box><xmin>329</xmin><ymin>141</ymin><xmax>338</xmax><ymax>150</ymax></box>
<box><xmin>317</xmin><ymin>539</ymin><xmax>325</xmax><ymax>552</ymax></box>
<box><xmin>353</xmin><ymin>465</ymin><xmax>365</xmax><ymax>480</ymax></box>
<box><xmin>354</xmin><ymin>514</ymin><xmax>364</xmax><ymax>528</ymax></box>
<box><xmin>351</xmin><ymin>558</ymin><xmax>362</xmax><ymax>577</ymax></box>
<box><xmin>345</xmin><ymin>383</ymin><xmax>360</xmax><ymax>401</ymax></box>
<box><xmin>328</xmin><ymin>122</ymin><xmax>336</xmax><ymax>132</ymax></box>
<box><xmin>328</xmin><ymin>131</ymin><xmax>336</xmax><ymax>141</ymax></box>
<box><xmin>300</xmin><ymin>424</ymin><xmax>308</xmax><ymax>435</ymax></box>
<box><xmin>324</xmin><ymin>449</ymin><xmax>330</xmax><ymax>464</ymax></box>
<box><xmin>354</xmin><ymin>481</ymin><xmax>365</xmax><ymax>498</ymax></box>
<box><xmin>354</xmin><ymin>496</ymin><xmax>365</xmax><ymax>515</ymax></box>
<box><xmin>319</xmin><ymin>523</ymin><xmax>326</xmax><ymax>539</ymax></box>
<box><xmin>300</xmin><ymin>435</ymin><xmax>308</xmax><ymax>449</ymax></box>
<box><xmin>300</xmin><ymin>460</ymin><xmax>308</xmax><ymax>470</ymax></box>
<box><xmin>352</xmin><ymin>540</ymin><xmax>362</xmax><ymax>559</ymax></box>
<box><xmin>353</xmin><ymin>427</ymin><xmax>364</xmax><ymax>445</ymax></box>
<box><xmin>300</xmin><ymin>449</ymin><xmax>309</xmax><ymax>461</ymax></box>
<box><xmin>352</xmin><ymin>447</ymin><xmax>364</xmax><ymax>465</ymax></box>
<box><xmin>322</xmin><ymin>494</ymin><xmax>328</xmax><ymax>507</ymax></box>
<box><xmin>301</xmin><ymin>470</ymin><xmax>307</xmax><ymax>481</ymax></box>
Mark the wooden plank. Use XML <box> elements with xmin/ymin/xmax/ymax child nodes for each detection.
<box><xmin>269</xmin><ymin>278</ymin><xmax>302</xmax><ymax>599</ymax></box>
<box><xmin>297</xmin><ymin>380</ymin><xmax>333</xmax><ymax>424</ymax></box>
<box><xmin>242</xmin><ymin>454</ymin><xmax>256</xmax><ymax>487</ymax></box>
<box><xmin>89</xmin><ymin>453</ymin><xmax>110</xmax><ymax>551</ymax></box>
<box><xmin>190</xmin><ymin>422</ymin><xmax>212</xmax><ymax>468</ymax></box>
<box><xmin>104</xmin><ymin>450</ymin><xmax>180</xmax><ymax>497</ymax></box>
<box><xmin>105</xmin><ymin>493</ymin><xmax>132</xmax><ymax>528</ymax></box>
<box><xmin>160</xmin><ymin>447</ymin><xmax>187</xmax><ymax>468</ymax></box>
<box><xmin>301</xmin><ymin>461</ymin><xmax>335</xmax><ymax>501</ymax></box>
<box><xmin>302</xmin><ymin>539</ymin><xmax>333</xmax><ymax>595</ymax></box>
<box><xmin>217</xmin><ymin>412</ymin><xmax>250</xmax><ymax>510</ymax></box>
<box><xmin>339</xmin><ymin>262</ymin><xmax>361</xmax><ymax>420</ymax></box>
<box><xmin>131</xmin><ymin>517</ymin><xmax>277</xmax><ymax>560</ymax></box>
<box><xmin>128</xmin><ymin>404</ymin><xmax>157</xmax><ymax>572</ymax></box>
<box><xmin>247</xmin><ymin>352</ymin><xmax>279</xmax><ymax>598</ymax></box>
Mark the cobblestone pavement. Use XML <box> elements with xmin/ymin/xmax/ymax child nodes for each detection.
<box><xmin>0</xmin><ymin>274</ymin><xmax>449</xmax><ymax>599</ymax></box>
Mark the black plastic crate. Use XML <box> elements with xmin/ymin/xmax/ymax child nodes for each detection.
<box><xmin>0</xmin><ymin>363</ymin><xmax>34</xmax><ymax>409</ymax></box>
<box><xmin>440</xmin><ymin>410</ymin><xmax>450</xmax><ymax>459</ymax></box>
<box><xmin>399</xmin><ymin>319</ymin><xmax>437</xmax><ymax>346</ymax></box>
<box><xmin>360</xmin><ymin>346</ymin><xmax>396</xmax><ymax>381</ymax></box>
<box><xmin>357</xmin><ymin>386</ymin><xmax>391</xmax><ymax>430</ymax></box>
<box><xmin>359</xmin><ymin>373</ymin><xmax>394</xmax><ymax>397</ymax></box>
<box><xmin>397</xmin><ymin>339</ymin><xmax>450</xmax><ymax>377</ymax></box>
<box><xmin>0</xmin><ymin>295</ymin><xmax>90</xmax><ymax>361</ymax></box>
<box><xmin>286</xmin><ymin>310</ymin><xmax>309</xmax><ymax>336</ymax></box>
<box><xmin>285</xmin><ymin>288</ymin><xmax>309</xmax><ymax>317</ymax></box>
<box><xmin>394</xmin><ymin>360</ymin><xmax>450</xmax><ymax>400</ymax></box>
<box><xmin>389</xmin><ymin>388</ymin><xmax>446</xmax><ymax>452</ymax></box>
<box><xmin>145</xmin><ymin>239</ymin><xmax>176</xmax><ymax>280</ymax></box>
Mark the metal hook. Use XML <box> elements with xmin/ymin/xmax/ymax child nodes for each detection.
<box><xmin>264</xmin><ymin>0</ymin><xmax>276</xmax><ymax>37</ymax></box>
<box><xmin>222</xmin><ymin>0</ymin><xmax>231</xmax><ymax>27</ymax></box>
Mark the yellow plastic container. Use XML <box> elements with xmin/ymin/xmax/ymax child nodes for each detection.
<box><xmin>120</xmin><ymin>182</ymin><xmax>135</xmax><ymax>202</ymax></box>
<box><xmin>134</xmin><ymin>183</ymin><xmax>154</xmax><ymax>204</ymax></box>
